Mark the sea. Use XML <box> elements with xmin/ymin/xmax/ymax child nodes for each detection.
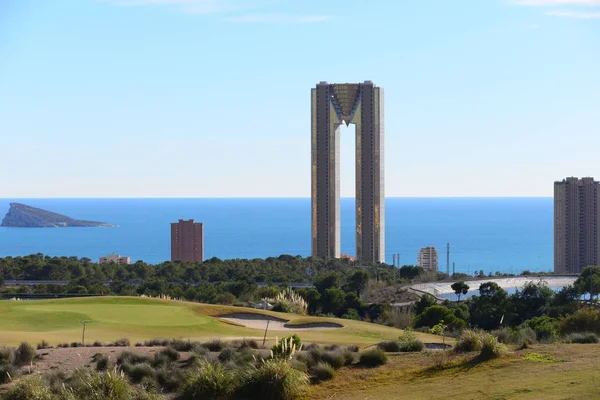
<box><xmin>0</xmin><ymin>198</ymin><xmax>553</xmax><ymax>275</ymax></box>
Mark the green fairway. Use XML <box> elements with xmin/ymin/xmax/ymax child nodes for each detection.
<box><xmin>0</xmin><ymin>297</ymin><xmax>444</xmax><ymax>347</ymax></box>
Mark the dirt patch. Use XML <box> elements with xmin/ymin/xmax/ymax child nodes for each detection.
<box><xmin>28</xmin><ymin>347</ymin><xmax>166</xmax><ymax>376</ymax></box>
<box><xmin>218</xmin><ymin>313</ymin><xmax>342</xmax><ymax>331</ymax></box>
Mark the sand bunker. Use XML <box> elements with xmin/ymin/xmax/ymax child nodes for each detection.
<box><xmin>218</xmin><ymin>313</ymin><xmax>342</xmax><ymax>331</ymax></box>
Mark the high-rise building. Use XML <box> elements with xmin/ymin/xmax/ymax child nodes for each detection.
<box><xmin>554</xmin><ymin>177</ymin><xmax>600</xmax><ymax>274</ymax></box>
<box><xmin>99</xmin><ymin>253</ymin><xmax>130</xmax><ymax>265</ymax></box>
<box><xmin>311</xmin><ymin>81</ymin><xmax>385</xmax><ymax>263</ymax></box>
<box><xmin>417</xmin><ymin>247</ymin><xmax>438</xmax><ymax>271</ymax></box>
<box><xmin>171</xmin><ymin>219</ymin><xmax>204</xmax><ymax>262</ymax></box>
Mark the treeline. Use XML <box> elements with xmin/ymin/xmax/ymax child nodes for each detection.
<box><xmin>413</xmin><ymin>267</ymin><xmax>600</xmax><ymax>340</ymax></box>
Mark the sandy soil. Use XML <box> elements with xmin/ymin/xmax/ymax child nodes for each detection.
<box><xmin>30</xmin><ymin>346</ymin><xmax>167</xmax><ymax>376</ymax></box>
<box><xmin>219</xmin><ymin>313</ymin><xmax>342</xmax><ymax>331</ymax></box>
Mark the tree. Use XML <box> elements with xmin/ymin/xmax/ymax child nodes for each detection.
<box><xmin>510</xmin><ymin>281</ymin><xmax>554</xmax><ymax>324</ymax></box>
<box><xmin>414</xmin><ymin>294</ymin><xmax>437</xmax><ymax>315</ymax></box>
<box><xmin>451</xmin><ymin>281</ymin><xmax>470</xmax><ymax>301</ymax></box>
<box><xmin>575</xmin><ymin>266</ymin><xmax>600</xmax><ymax>301</ymax></box>
<box><xmin>347</xmin><ymin>271</ymin><xmax>369</xmax><ymax>296</ymax></box>
<box><xmin>415</xmin><ymin>305</ymin><xmax>466</xmax><ymax>331</ymax></box>
<box><xmin>468</xmin><ymin>282</ymin><xmax>510</xmax><ymax>330</ymax></box>
<box><xmin>314</xmin><ymin>272</ymin><xmax>341</xmax><ymax>294</ymax></box>
<box><xmin>321</xmin><ymin>288</ymin><xmax>346</xmax><ymax>316</ymax></box>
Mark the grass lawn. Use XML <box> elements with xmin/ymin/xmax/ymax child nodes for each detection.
<box><xmin>307</xmin><ymin>343</ymin><xmax>600</xmax><ymax>400</ymax></box>
<box><xmin>0</xmin><ymin>296</ymin><xmax>444</xmax><ymax>347</ymax></box>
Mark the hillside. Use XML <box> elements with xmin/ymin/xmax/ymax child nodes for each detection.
<box><xmin>1</xmin><ymin>202</ymin><xmax>114</xmax><ymax>227</ymax></box>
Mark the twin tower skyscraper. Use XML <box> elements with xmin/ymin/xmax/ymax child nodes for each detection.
<box><xmin>311</xmin><ymin>81</ymin><xmax>385</xmax><ymax>263</ymax></box>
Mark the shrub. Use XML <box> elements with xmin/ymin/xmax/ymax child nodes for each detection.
<box><xmin>203</xmin><ymin>339</ymin><xmax>226</xmax><ymax>352</ymax></box>
<box><xmin>324</xmin><ymin>344</ymin><xmax>340</xmax><ymax>351</ymax></box>
<box><xmin>169</xmin><ymin>339</ymin><xmax>194</xmax><ymax>352</ymax></box>
<box><xmin>117</xmin><ymin>351</ymin><xmax>152</xmax><ymax>366</ymax></box>
<box><xmin>238</xmin><ymin>358</ymin><xmax>309</xmax><ymax>400</ymax></box>
<box><xmin>36</xmin><ymin>340</ymin><xmax>51</xmax><ymax>350</ymax></box>
<box><xmin>494</xmin><ymin>327</ymin><xmax>537</xmax><ymax>346</ymax></box>
<box><xmin>454</xmin><ymin>330</ymin><xmax>483</xmax><ymax>353</ymax></box>
<box><xmin>478</xmin><ymin>333</ymin><xmax>505</xmax><ymax>361</ymax></box>
<box><xmin>70</xmin><ymin>342</ymin><xmax>82</xmax><ymax>348</ymax></box>
<box><xmin>0</xmin><ymin>363</ymin><xmax>16</xmax><ymax>384</ymax></box>
<box><xmin>156</xmin><ymin>366</ymin><xmax>184</xmax><ymax>392</ymax></box>
<box><xmin>126</xmin><ymin>363</ymin><xmax>155</xmax><ymax>383</ymax></box>
<box><xmin>237</xmin><ymin>339</ymin><xmax>259</xmax><ymax>350</ymax></box>
<box><xmin>342</xmin><ymin>350</ymin><xmax>354</xmax><ymax>366</ymax></box>
<box><xmin>15</xmin><ymin>342</ymin><xmax>35</xmax><ymax>365</ymax></box>
<box><xmin>321</xmin><ymin>351</ymin><xmax>345</xmax><ymax>369</ymax></box>
<box><xmin>311</xmin><ymin>362</ymin><xmax>336</xmax><ymax>382</ymax></box>
<box><xmin>399</xmin><ymin>339</ymin><xmax>424</xmax><ymax>352</ymax></box>
<box><xmin>218</xmin><ymin>348</ymin><xmax>236</xmax><ymax>363</ymax></box>
<box><xmin>290</xmin><ymin>359</ymin><xmax>308</xmax><ymax>372</ymax></box>
<box><xmin>377</xmin><ymin>341</ymin><xmax>401</xmax><ymax>352</ymax></box>
<box><xmin>4</xmin><ymin>376</ymin><xmax>54</xmax><ymax>400</ymax></box>
<box><xmin>359</xmin><ymin>348</ymin><xmax>387</xmax><ymax>367</ymax></box>
<box><xmin>0</xmin><ymin>347</ymin><xmax>15</xmax><ymax>365</ymax></box>
<box><xmin>159</xmin><ymin>347</ymin><xmax>180</xmax><ymax>362</ymax></box>
<box><xmin>566</xmin><ymin>332</ymin><xmax>599</xmax><ymax>344</ymax></box>
<box><xmin>522</xmin><ymin>316</ymin><xmax>560</xmax><ymax>341</ymax></box>
<box><xmin>560</xmin><ymin>308</ymin><xmax>600</xmax><ymax>334</ymax></box>
<box><xmin>93</xmin><ymin>341</ymin><xmax>104</xmax><ymax>347</ymax></box>
<box><xmin>111</xmin><ymin>338</ymin><xmax>131</xmax><ymax>347</ymax></box>
<box><xmin>96</xmin><ymin>355</ymin><xmax>111</xmax><ymax>371</ymax></box>
<box><xmin>180</xmin><ymin>362</ymin><xmax>237</xmax><ymax>400</ymax></box>
<box><xmin>68</xmin><ymin>368</ymin><xmax>146</xmax><ymax>399</ymax></box>
<box><xmin>346</xmin><ymin>345</ymin><xmax>359</xmax><ymax>352</ymax></box>
<box><xmin>272</xmin><ymin>335</ymin><xmax>302</xmax><ymax>358</ymax></box>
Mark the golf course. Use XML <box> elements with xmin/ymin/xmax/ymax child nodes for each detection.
<box><xmin>0</xmin><ymin>296</ymin><xmax>443</xmax><ymax>346</ymax></box>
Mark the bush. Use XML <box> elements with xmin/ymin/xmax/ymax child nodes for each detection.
<box><xmin>494</xmin><ymin>327</ymin><xmax>537</xmax><ymax>346</ymax></box>
<box><xmin>566</xmin><ymin>332</ymin><xmax>599</xmax><ymax>344</ymax></box>
<box><xmin>111</xmin><ymin>338</ymin><xmax>131</xmax><ymax>347</ymax></box>
<box><xmin>96</xmin><ymin>355</ymin><xmax>111</xmax><ymax>371</ymax></box>
<box><xmin>342</xmin><ymin>350</ymin><xmax>354</xmax><ymax>366</ymax></box>
<box><xmin>346</xmin><ymin>345</ymin><xmax>360</xmax><ymax>352</ymax></box>
<box><xmin>311</xmin><ymin>362</ymin><xmax>336</xmax><ymax>382</ymax></box>
<box><xmin>359</xmin><ymin>348</ymin><xmax>387</xmax><ymax>367</ymax></box>
<box><xmin>290</xmin><ymin>359</ymin><xmax>308</xmax><ymax>373</ymax></box>
<box><xmin>70</xmin><ymin>342</ymin><xmax>82</xmax><ymax>348</ymax></box>
<box><xmin>522</xmin><ymin>316</ymin><xmax>560</xmax><ymax>341</ymax></box>
<box><xmin>218</xmin><ymin>348</ymin><xmax>236</xmax><ymax>363</ymax></box>
<box><xmin>324</xmin><ymin>344</ymin><xmax>340</xmax><ymax>351</ymax></box>
<box><xmin>169</xmin><ymin>339</ymin><xmax>194</xmax><ymax>352</ymax></box>
<box><xmin>117</xmin><ymin>351</ymin><xmax>152</xmax><ymax>366</ymax></box>
<box><xmin>180</xmin><ymin>362</ymin><xmax>237</xmax><ymax>400</ymax></box>
<box><xmin>0</xmin><ymin>347</ymin><xmax>15</xmax><ymax>365</ymax></box>
<box><xmin>377</xmin><ymin>341</ymin><xmax>401</xmax><ymax>352</ymax></box>
<box><xmin>155</xmin><ymin>366</ymin><xmax>184</xmax><ymax>392</ymax></box>
<box><xmin>238</xmin><ymin>358</ymin><xmax>309</xmax><ymax>400</ymax></box>
<box><xmin>203</xmin><ymin>339</ymin><xmax>226</xmax><ymax>352</ymax></box>
<box><xmin>126</xmin><ymin>363</ymin><xmax>155</xmax><ymax>383</ymax></box>
<box><xmin>454</xmin><ymin>330</ymin><xmax>483</xmax><ymax>353</ymax></box>
<box><xmin>4</xmin><ymin>376</ymin><xmax>54</xmax><ymax>400</ymax></box>
<box><xmin>0</xmin><ymin>363</ymin><xmax>16</xmax><ymax>384</ymax></box>
<box><xmin>159</xmin><ymin>347</ymin><xmax>180</xmax><ymax>362</ymax></box>
<box><xmin>15</xmin><ymin>342</ymin><xmax>35</xmax><ymax>365</ymax></box>
<box><xmin>321</xmin><ymin>350</ymin><xmax>345</xmax><ymax>369</ymax></box>
<box><xmin>399</xmin><ymin>339</ymin><xmax>424</xmax><ymax>352</ymax></box>
<box><xmin>272</xmin><ymin>335</ymin><xmax>302</xmax><ymax>358</ymax></box>
<box><xmin>478</xmin><ymin>333</ymin><xmax>505</xmax><ymax>361</ymax></box>
<box><xmin>237</xmin><ymin>339</ymin><xmax>259</xmax><ymax>350</ymax></box>
<box><xmin>36</xmin><ymin>340</ymin><xmax>51</xmax><ymax>350</ymax></box>
<box><xmin>68</xmin><ymin>368</ymin><xmax>152</xmax><ymax>399</ymax></box>
<box><xmin>560</xmin><ymin>308</ymin><xmax>600</xmax><ymax>334</ymax></box>
<box><xmin>92</xmin><ymin>341</ymin><xmax>104</xmax><ymax>347</ymax></box>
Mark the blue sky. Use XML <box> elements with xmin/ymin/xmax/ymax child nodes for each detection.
<box><xmin>0</xmin><ymin>0</ymin><xmax>599</xmax><ymax>198</ymax></box>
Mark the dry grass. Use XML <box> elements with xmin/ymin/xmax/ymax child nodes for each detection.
<box><xmin>307</xmin><ymin>344</ymin><xmax>600</xmax><ymax>400</ymax></box>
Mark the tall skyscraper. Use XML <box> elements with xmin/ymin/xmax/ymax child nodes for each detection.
<box><xmin>171</xmin><ymin>219</ymin><xmax>204</xmax><ymax>263</ymax></box>
<box><xmin>554</xmin><ymin>177</ymin><xmax>600</xmax><ymax>274</ymax></box>
<box><xmin>311</xmin><ymin>81</ymin><xmax>385</xmax><ymax>263</ymax></box>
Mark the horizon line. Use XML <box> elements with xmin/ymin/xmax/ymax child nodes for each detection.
<box><xmin>0</xmin><ymin>196</ymin><xmax>554</xmax><ymax>200</ymax></box>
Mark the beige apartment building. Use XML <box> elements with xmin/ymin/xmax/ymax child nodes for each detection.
<box><xmin>554</xmin><ymin>177</ymin><xmax>600</xmax><ymax>274</ymax></box>
<box><xmin>99</xmin><ymin>254</ymin><xmax>130</xmax><ymax>265</ymax></box>
<box><xmin>417</xmin><ymin>247</ymin><xmax>438</xmax><ymax>271</ymax></box>
<box><xmin>311</xmin><ymin>81</ymin><xmax>385</xmax><ymax>263</ymax></box>
<box><xmin>171</xmin><ymin>219</ymin><xmax>204</xmax><ymax>263</ymax></box>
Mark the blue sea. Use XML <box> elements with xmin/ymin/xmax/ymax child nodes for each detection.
<box><xmin>0</xmin><ymin>198</ymin><xmax>553</xmax><ymax>275</ymax></box>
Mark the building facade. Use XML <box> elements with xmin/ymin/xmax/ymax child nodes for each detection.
<box><xmin>311</xmin><ymin>81</ymin><xmax>385</xmax><ymax>263</ymax></box>
<box><xmin>554</xmin><ymin>177</ymin><xmax>600</xmax><ymax>274</ymax></box>
<box><xmin>171</xmin><ymin>219</ymin><xmax>204</xmax><ymax>263</ymax></box>
<box><xmin>99</xmin><ymin>254</ymin><xmax>130</xmax><ymax>265</ymax></box>
<box><xmin>417</xmin><ymin>247</ymin><xmax>438</xmax><ymax>271</ymax></box>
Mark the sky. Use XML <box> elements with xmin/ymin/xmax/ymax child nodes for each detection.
<box><xmin>0</xmin><ymin>0</ymin><xmax>599</xmax><ymax>198</ymax></box>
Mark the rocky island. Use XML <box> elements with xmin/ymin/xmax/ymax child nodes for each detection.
<box><xmin>1</xmin><ymin>203</ymin><xmax>115</xmax><ymax>228</ymax></box>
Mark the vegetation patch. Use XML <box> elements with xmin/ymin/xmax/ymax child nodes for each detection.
<box><xmin>522</xmin><ymin>352</ymin><xmax>560</xmax><ymax>363</ymax></box>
